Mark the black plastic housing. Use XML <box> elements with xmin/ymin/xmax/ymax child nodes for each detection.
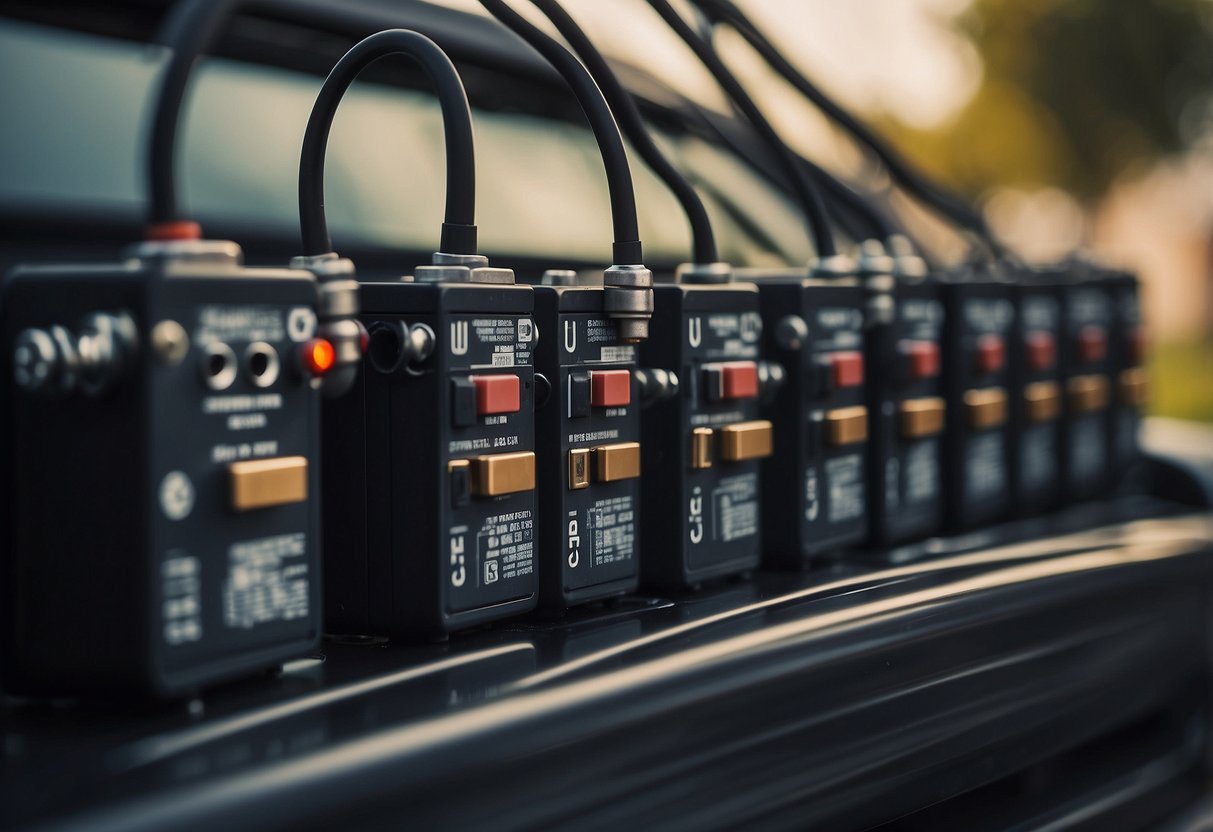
<box><xmin>1106</xmin><ymin>267</ymin><xmax>1146</xmax><ymax>490</ymax></box>
<box><xmin>1009</xmin><ymin>269</ymin><xmax>1065</xmax><ymax>517</ymax></box>
<box><xmin>941</xmin><ymin>276</ymin><xmax>1016</xmax><ymax>530</ymax></box>
<box><xmin>638</xmin><ymin>282</ymin><xmax>765</xmax><ymax>587</ymax></box>
<box><xmin>532</xmin><ymin>285</ymin><xmax>640</xmax><ymax>608</ymax></box>
<box><xmin>1057</xmin><ymin>272</ymin><xmax>1115</xmax><ymax>502</ymax></box>
<box><xmin>0</xmin><ymin>249</ymin><xmax>324</xmax><ymax>697</ymax></box>
<box><xmin>865</xmin><ymin>277</ymin><xmax>947</xmax><ymax>546</ymax></box>
<box><xmin>756</xmin><ymin>276</ymin><xmax>868</xmax><ymax>566</ymax></box>
<box><xmin>322</xmin><ymin>280</ymin><xmax>537</xmax><ymax>639</ymax></box>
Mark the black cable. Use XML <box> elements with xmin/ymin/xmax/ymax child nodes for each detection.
<box><xmin>148</xmin><ymin>0</ymin><xmax>239</xmax><ymax>226</ymax></box>
<box><xmin>524</xmin><ymin>0</ymin><xmax>717</xmax><ymax>265</ymax></box>
<box><xmin>642</xmin><ymin>0</ymin><xmax>836</xmax><ymax>257</ymax></box>
<box><xmin>477</xmin><ymin>0</ymin><xmax>642</xmax><ymax>265</ymax></box>
<box><xmin>690</xmin><ymin>0</ymin><xmax>992</xmax><ymax>242</ymax></box>
<box><xmin>298</xmin><ymin>29</ymin><xmax>478</xmax><ymax>256</ymax></box>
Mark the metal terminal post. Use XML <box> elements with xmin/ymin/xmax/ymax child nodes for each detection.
<box><xmin>887</xmin><ymin>234</ymin><xmax>928</xmax><ymax>282</ymax></box>
<box><xmin>290</xmin><ymin>251</ymin><xmax>362</xmax><ymax>397</ymax></box>
<box><xmin>603</xmin><ymin>263</ymin><xmax>654</xmax><ymax>343</ymax></box>
<box><xmin>676</xmin><ymin>261</ymin><xmax>734</xmax><ymax>285</ymax></box>
<box><xmin>541</xmin><ymin>269</ymin><xmax>579</xmax><ymax>286</ymax></box>
<box><xmin>415</xmin><ymin>251</ymin><xmax>516</xmax><ymax>285</ymax></box>
<box><xmin>853</xmin><ymin>242</ymin><xmax>896</xmax><ymax>329</ymax></box>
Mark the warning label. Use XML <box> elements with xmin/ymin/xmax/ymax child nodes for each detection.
<box><xmin>713</xmin><ymin>473</ymin><xmax>759</xmax><ymax>542</ymax></box>
<box><xmin>223</xmin><ymin>532</ymin><xmax>309</xmax><ymax>630</ymax></box>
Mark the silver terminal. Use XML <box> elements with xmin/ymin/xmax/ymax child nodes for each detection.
<box><xmin>854</xmin><ymin>240</ymin><xmax>896</xmax><ymax>328</ymax></box>
<box><xmin>13</xmin><ymin>328</ymin><xmax>62</xmax><ymax>393</ymax></box>
<box><xmin>542</xmin><ymin>269</ymin><xmax>579</xmax><ymax>286</ymax></box>
<box><xmin>776</xmin><ymin>315</ymin><xmax>809</xmax><ymax>352</ymax></box>
<box><xmin>290</xmin><ymin>252</ymin><xmax>361</xmax><ymax>398</ymax></box>
<box><xmin>75</xmin><ymin>312</ymin><xmax>136</xmax><ymax>397</ymax></box>
<box><xmin>677</xmin><ymin>261</ymin><xmax>734</xmax><ymax>285</ymax></box>
<box><xmin>414</xmin><ymin>252</ymin><xmax>516</xmax><ymax>285</ymax></box>
<box><xmin>151</xmin><ymin>320</ymin><xmax>189</xmax><ymax>366</ymax></box>
<box><xmin>290</xmin><ymin>251</ymin><xmax>356</xmax><ymax>280</ymax></box>
<box><xmin>603</xmin><ymin>263</ymin><xmax>654</xmax><ymax>343</ymax></box>
<box><xmin>757</xmin><ymin>360</ymin><xmax>786</xmax><ymax>403</ymax></box>
<box><xmin>406</xmin><ymin>323</ymin><xmax>436</xmax><ymax>367</ymax></box>
<box><xmin>127</xmin><ymin>238</ymin><xmax>244</xmax><ymax>269</ymax></box>
<box><xmin>887</xmin><ymin>234</ymin><xmax>928</xmax><ymax>281</ymax></box>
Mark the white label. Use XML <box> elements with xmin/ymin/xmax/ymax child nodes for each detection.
<box><xmin>162</xmin><ymin>552</ymin><xmax>202</xmax><ymax>646</ymax></box>
<box><xmin>826</xmin><ymin>454</ymin><xmax>864</xmax><ymax>522</ymax></box>
<box><xmin>223</xmin><ymin>533</ymin><xmax>309</xmax><ymax>629</ymax></box>
<box><xmin>965</xmin><ymin>433</ymin><xmax>1006</xmax><ymax>499</ymax></box>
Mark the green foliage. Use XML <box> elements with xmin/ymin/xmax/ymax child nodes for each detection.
<box><xmin>892</xmin><ymin>0</ymin><xmax>1213</xmax><ymax>201</ymax></box>
<box><xmin>1149</xmin><ymin>337</ymin><xmax>1213</xmax><ymax>423</ymax></box>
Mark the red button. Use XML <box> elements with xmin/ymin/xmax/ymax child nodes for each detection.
<box><xmin>471</xmin><ymin>374</ymin><xmax>520</xmax><ymax>416</ymax></box>
<box><xmin>1078</xmin><ymin>326</ymin><xmax>1106</xmax><ymax>364</ymax></box>
<box><xmin>1025</xmin><ymin>331</ymin><xmax>1056</xmax><ymax>371</ymax></box>
<box><xmin>590</xmin><ymin>370</ymin><xmax>631</xmax><ymax>407</ymax></box>
<box><xmin>975</xmin><ymin>334</ymin><xmax>1005</xmax><ymax>374</ymax></box>
<box><xmin>902</xmin><ymin>341</ymin><xmax>939</xmax><ymax>380</ymax></box>
<box><xmin>1128</xmin><ymin>326</ymin><xmax>1146</xmax><ymax>366</ymax></box>
<box><xmin>719</xmin><ymin>361</ymin><xmax>759</xmax><ymax>400</ymax></box>
<box><xmin>830</xmin><ymin>351</ymin><xmax>864</xmax><ymax>388</ymax></box>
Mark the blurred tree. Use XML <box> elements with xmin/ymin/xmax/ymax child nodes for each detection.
<box><xmin>888</xmin><ymin>0</ymin><xmax>1213</xmax><ymax>202</ymax></box>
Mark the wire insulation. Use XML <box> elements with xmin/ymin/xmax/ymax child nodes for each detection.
<box><xmin>643</xmin><ymin>0</ymin><xmax>836</xmax><ymax>257</ymax></box>
<box><xmin>525</xmin><ymin>0</ymin><xmax>716</xmax><ymax>264</ymax></box>
<box><xmin>478</xmin><ymin>0</ymin><xmax>642</xmax><ymax>264</ymax></box>
<box><xmin>148</xmin><ymin>0</ymin><xmax>239</xmax><ymax>225</ymax></box>
<box><xmin>691</xmin><ymin>0</ymin><xmax>992</xmax><ymax>242</ymax></box>
<box><xmin>298</xmin><ymin>29</ymin><xmax>478</xmax><ymax>256</ymax></box>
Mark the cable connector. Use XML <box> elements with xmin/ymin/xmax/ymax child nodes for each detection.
<box><xmin>887</xmin><ymin>234</ymin><xmax>928</xmax><ymax>282</ymax></box>
<box><xmin>676</xmin><ymin>261</ymin><xmax>734</xmax><ymax>285</ymax></box>
<box><xmin>414</xmin><ymin>251</ymin><xmax>515</xmax><ymax>285</ymax></box>
<box><xmin>853</xmin><ymin>241</ymin><xmax>895</xmax><ymax>329</ymax></box>
<box><xmin>290</xmin><ymin>252</ymin><xmax>361</xmax><ymax>398</ymax></box>
<box><xmin>603</xmin><ymin>263</ymin><xmax>654</xmax><ymax>343</ymax></box>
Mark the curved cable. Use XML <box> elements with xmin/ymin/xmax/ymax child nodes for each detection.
<box><xmin>524</xmin><ymin>0</ymin><xmax>717</xmax><ymax>264</ymax></box>
<box><xmin>643</xmin><ymin>0</ymin><xmax>836</xmax><ymax>257</ymax></box>
<box><xmin>691</xmin><ymin>0</ymin><xmax>994</xmax><ymax>244</ymax></box>
<box><xmin>477</xmin><ymin>0</ymin><xmax>642</xmax><ymax>264</ymax></box>
<box><xmin>147</xmin><ymin>0</ymin><xmax>239</xmax><ymax>228</ymax></box>
<box><xmin>298</xmin><ymin>29</ymin><xmax>478</xmax><ymax>256</ymax></box>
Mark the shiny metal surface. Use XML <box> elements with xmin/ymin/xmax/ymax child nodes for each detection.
<box><xmin>2</xmin><ymin>501</ymin><xmax>1210</xmax><ymax>830</ymax></box>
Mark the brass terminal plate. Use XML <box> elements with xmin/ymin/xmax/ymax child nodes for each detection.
<box><xmin>825</xmin><ymin>406</ymin><xmax>868</xmax><ymax>447</ymax></box>
<box><xmin>1119</xmin><ymin>367</ymin><xmax>1149</xmax><ymax>407</ymax></box>
<box><xmin>691</xmin><ymin>427</ymin><xmax>714</xmax><ymax>470</ymax></box>
<box><xmin>1067</xmin><ymin>374</ymin><xmax>1110</xmax><ymax>414</ymax></box>
<box><xmin>964</xmin><ymin>388</ymin><xmax>1008</xmax><ymax>430</ymax></box>
<box><xmin>229</xmin><ymin>456</ymin><xmax>308</xmax><ymax>511</ymax></box>
<box><xmin>1023</xmin><ymin>381</ymin><xmax>1061</xmax><ymax>424</ymax></box>
<box><xmin>471</xmin><ymin>451</ymin><xmax>536</xmax><ymax>497</ymax></box>
<box><xmin>568</xmin><ymin>448</ymin><xmax>590</xmax><ymax>491</ymax></box>
<box><xmin>898</xmin><ymin>397</ymin><xmax>945</xmax><ymax>438</ymax></box>
<box><xmin>718</xmin><ymin>420</ymin><xmax>774</xmax><ymax>462</ymax></box>
<box><xmin>593</xmin><ymin>442</ymin><xmax>641</xmax><ymax>482</ymax></box>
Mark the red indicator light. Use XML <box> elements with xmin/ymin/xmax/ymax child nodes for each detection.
<box><xmin>303</xmin><ymin>338</ymin><xmax>336</xmax><ymax>375</ymax></box>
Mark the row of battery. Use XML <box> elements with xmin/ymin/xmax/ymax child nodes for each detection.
<box><xmin>322</xmin><ymin>248</ymin><xmax>1147</xmax><ymax>642</ymax></box>
<box><xmin>0</xmin><ymin>241</ymin><xmax>1143</xmax><ymax>697</ymax></box>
